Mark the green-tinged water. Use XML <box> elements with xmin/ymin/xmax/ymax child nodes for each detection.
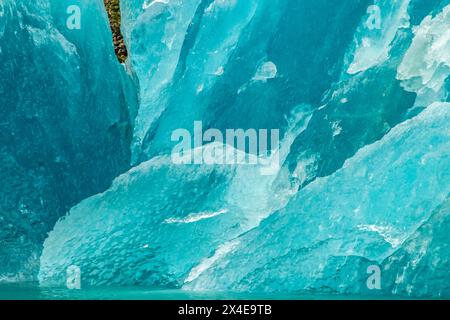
<box><xmin>0</xmin><ymin>283</ymin><xmax>416</xmax><ymax>300</ymax></box>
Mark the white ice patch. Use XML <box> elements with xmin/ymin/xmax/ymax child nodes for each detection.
<box><xmin>214</xmin><ymin>66</ymin><xmax>224</xmax><ymax>76</ymax></box>
<box><xmin>331</xmin><ymin>121</ymin><xmax>342</xmax><ymax>137</ymax></box>
<box><xmin>396</xmin><ymin>5</ymin><xmax>450</xmax><ymax>104</ymax></box>
<box><xmin>206</xmin><ymin>0</ymin><xmax>238</xmax><ymax>13</ymax></box>
<box><xmin>143</xmin><ymin>0</ymin><xmax>169</xmax><ymax>10</ymax></box>
<box><xmin>184</xmin><ymin>239</ymin><xmax>240</xmax><ymax>283</ymax></box>
<box><xmin>25</xmin><ymin>25</ymin><xmax>77</xmax><ymax>58</ymax></box>
<box><xmin>347</xmin><ymin>0</ymin><xmax>411</xmax><ymax>74</ymax></box>
<box><xmin>164</xmin><ymin>209</ymin><xmax>228</xmax><ymax>224</ymax></box>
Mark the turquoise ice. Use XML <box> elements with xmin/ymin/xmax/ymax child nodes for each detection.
<box><xmin>1</xmin><ymin>0</ymin><xmax>449</xmax><ymax>298</ymax></box>
<box><xmin>185</xmin><ymin>102</ymin><xmax>450</xmax><ymax>297</ymax></box>
<box><xmin>0</xmin><ymin>0</ymin><xmax>135</xmax><ymax>280</ymax></box>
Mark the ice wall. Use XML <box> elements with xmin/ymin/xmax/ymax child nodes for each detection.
<box><xmin>120</xmin><ymin>0</ymin><xmax>375</xmax><ymax>164</ymax></box>
<box><xmin>35</xmin><ymin>0</ymin><xmax>450</xmax><ymax>298</ymax></box>
<box><xmin>397</xmin><ymin>4</ymin><xmax>450</xmax><ymax>106</ymax></box>
<box><xmin>0</xmin><ymin>0</ymin><xmax>136</xmax><ymax>280</ymax></box>
<box><xmin>186</xmin><ymin>102</ymin><xmax>450</xmax><ymax>296</ymax></box>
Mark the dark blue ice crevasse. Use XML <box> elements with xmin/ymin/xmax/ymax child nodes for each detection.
<box><xmin>0</xmin><ymin>0</ymin><xmax>137</xmax><ymax>280</ymax></box>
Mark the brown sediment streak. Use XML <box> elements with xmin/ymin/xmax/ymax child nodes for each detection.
<box><xmin>104</xmin><ymin>0</ymin><xmax>128</xmax><ymax>63</ymax></box>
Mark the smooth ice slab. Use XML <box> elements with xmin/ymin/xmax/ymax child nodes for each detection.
<box><xmin>186</xmin><ymin>102</ymin><xmax>450</xmax><ymax>296</ymax></box>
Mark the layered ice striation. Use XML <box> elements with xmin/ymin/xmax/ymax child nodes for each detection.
<box><xmin>381</xmin><ymin>197</ymin><xmax>450</xmax><ymax>297</ymax></box>
<box><xmin>397</xmin><ymin>4</ymin><xmax>450</xmax><ymax>105</ymax></box>
<box><xmin>185</xmin><ymin>102</ymin><xmax>450</xmax><ymax>296</ymax></box>
<box><xmin>31</xmin><ymin>0</ymin><xmax>450</xmax><ymax>297</ymax></box>
<box><xmin>38</xmin><ymin>141</ymin><xmax>300</xmax><ymax>286</ymax></box>
<box><xmin>283</xmin><ymin>0</ymin><xmax>449</xmax><ymax>189</ymax></box>
<box><xmin>0</xmin><ymin>0</ymin><xmax>136</xmax><ymax>280</ymax></box>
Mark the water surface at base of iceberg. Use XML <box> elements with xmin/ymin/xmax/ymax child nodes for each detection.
<box><xmin>1</xmin><ymin>282</ymin><xmax>413</xmax><ymax>300</ymax></box>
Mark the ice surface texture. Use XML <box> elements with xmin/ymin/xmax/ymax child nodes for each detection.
<box><xmin>1</xmin><ymin>0</ymin><xmax>449</xmax><ymax>297</ymax></box>
<box><xmin>0</xmin><ymin>0</ymin><xmax>136</xmax><ymax>280</ymax></box>
<box><xmin>39</xmin><ymin>152</ymin><xmax>291</xmax><ymax>286</ymax></box>
<box><xmin>185</xmin><ymin>102</ymin><xmax>450</xmax><ymax>297</ymax></box>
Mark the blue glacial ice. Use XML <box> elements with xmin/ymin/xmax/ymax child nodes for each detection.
<box><xmin>0</xmin><ymin>0</ymin><xmax>136</xmax><ymax>280</ymax></box>
<box><xmin>122</xmin><ymin>0</ymin><xmax>380</xmax><ymax>163</ymax></box>
<box><xmin>38</xmin><ymin>107</ymin><xmax>312</xmax><ymax>286</ymax></box>
<box><xmin>1</xmin><ymin>0</ymin><xmax>449</xmax><ymax>298</ymax></box>
<box><xmin>185</xmin><ymin>102</ymin><xmax>450</xmax><ymax>296</ymax></box>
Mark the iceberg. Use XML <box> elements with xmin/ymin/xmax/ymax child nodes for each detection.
<box><xmin>282</xmin><ymin>0</ymin><xmax>449</xmax><ymax>190</ymax></box>
<box><xmin>38</xmin><ymin>0</ymin><xmax>450</xmax><ymax>298</ymax></box>
<box><xmin>121</xmin><ymin>0</ymin><xmax>374</xmax><ymax>163</ymax></box>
